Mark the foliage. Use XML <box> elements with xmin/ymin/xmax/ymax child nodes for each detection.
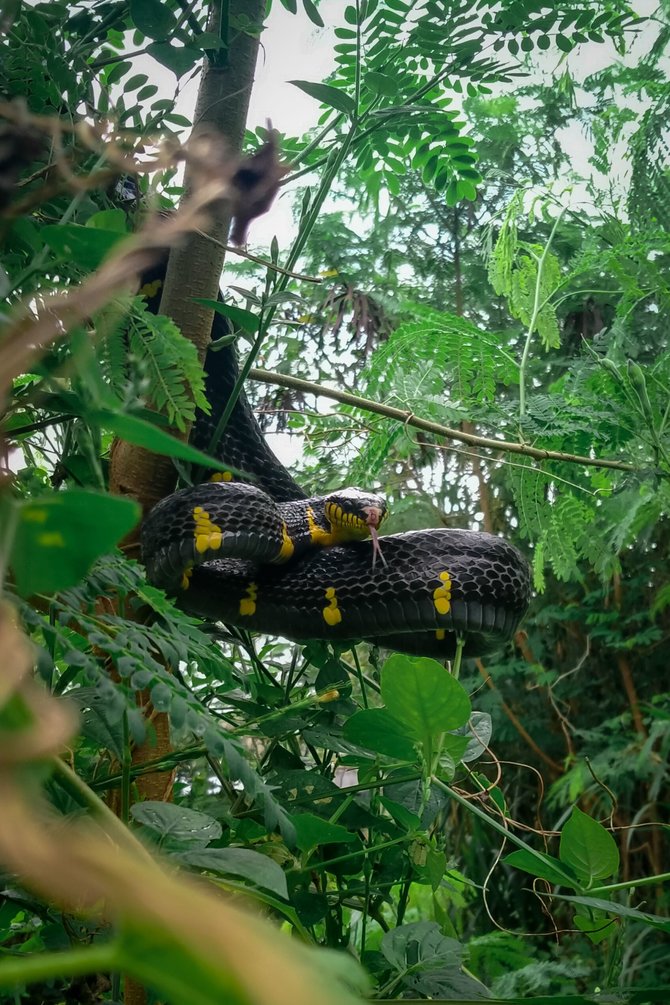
<box><xmin>1</xmin><ymin>1</ymin><xmax>669</xmax><ymax>1004</ymax></box>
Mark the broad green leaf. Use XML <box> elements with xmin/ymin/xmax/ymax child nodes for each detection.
<box><xmin>555</xmin><ymin>893</ymin><xmax>670</xmax><ymax>933</ymax></box>
<box><xmin>504</xmin><ymin>848</ymin><xmax>579</xmax><ymax>888</ymax></box>
<box><xmin>194</xmin><ymin>31</ymin><xmax>226</xmax><ymax>50</ymax></box>
<box><xmin>191</xmin><ymin>298</ymin><xmax>260</xmax><ymax>333</ymax></box>
<box><xmin>380</xmin><ymin>921</ymin><xmax>485</xmax><ymax>999</ymax></box>
<box><xmin>439</xmin><ymin>733</ymin><xmax>470</xmax><ymax>767</ymax></box>
<box><xmin>291</xmin><ymin>813</ymin><xmax>353</xmax><ymax>852</ymax></box>
<box><xmin>456</xmin><ymin>178</ymin><xmax>478</xmax><ymax>202</ymax></box>
<box><xmin>123</xmin><ymin>72</ymin><xmax>149</xmax><ymax>92</ymax></box>
<box><xmin>41</xmin><ymin>224</ymin><xmax>127</xmax><ymax>269</ymax></box>
<box><xmin>177</xmin><ymin>847</ymin><xmax>289</xmax><ymax>899</ymax></box>
<box><xmin>378</xmin><ymin>796</ymin><xmax>421</xmax><ymax>832</ymax></box>
<box><xmin>132</xmin><ymin>802</ymin><xmax>222</xmax><ymax>846</ymax></box>
<box><xmin>147</xmin><ymin>42</ymin><xmax>201</xmax><ymax>76</ymax></box>
<box><xmin>90</xmin><ymin>410</ymin><xmax>232</xmax><ymax>472</ymax></box>
<box><xmin>105</xmin><ymin>61</ymin><xmax>132</xmax><ymax>87</ymax></box>
<box><xmin>343</xmin><ymin>707</ymin><xmax>417</xmax><ymax>761</ymax></box>
<box><xmin>381</xmin><ymin>654</ymin><xmax>471</xmax><ymax>745</ymax></box>
<box><xmin>365</xmin><ymin>71</ymin><xmax>397</xmax><ymax>96</ymax></box>
<box><xmin>10</xmin><ymin>491</ymin><xmax>140</xmax><ymax>596</ymax></box>
<box><xmin>445</xmin><ymin>178</ymin><xmax>459</xmax><ymax>206</ymax></box>
<box><xmin>419</xmin><ymin>846</ymin><xmax>447</xmax><ymax>892</ymax></box>
<box><xmin>302</xmin><ymin>0</ymin><xmax>324</xmax><ymax>27</ymax></box>
<box><xmin>573</xmin><ymin>910</ymin><xmax>616</xmax><ymax>944</ymax></box>
<box><xmin>459</xmin><ymin>711</ymin><xmax>492</xmax><ymax>763</ymax></box>
<box><xmin>289</xmin><ymin>80</ymin><xmax>355</xmax><ymax>114</ymax></box>
<box><xmin>559</xmin><ymin>807</ymin><xmax>620</xmax><ymax>883</ymax></box>
<box><xmin>85</xmin><ymin>209</ymin><xmax>128</xmax><ymax>233</ymax></box>
<box><xmin>130</xmin><ymin>0</ymin><xmax>175</xmax><ymax>39</ymax></box>
<box><xmin>556</xmin><ymin>33</ymin><xmax>573</xmax><ymax>52</ymax></box>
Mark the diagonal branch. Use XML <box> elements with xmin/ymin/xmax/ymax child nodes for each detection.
<box><xmin>249</xmin><ymin>367</ymin><xmax>645</xmax><ymax>475</ymax></box>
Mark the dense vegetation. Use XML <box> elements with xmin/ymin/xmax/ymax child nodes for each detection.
<box><xmin>0</xmin><ymin>1</ymin><xmax>668</xmax><ymax>1003</ymax></box>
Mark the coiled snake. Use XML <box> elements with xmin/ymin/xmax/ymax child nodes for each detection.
<box><xmin>140</xmin><ymin>273</ymin><xmax>530</xmax><ymax>659</ymax></box>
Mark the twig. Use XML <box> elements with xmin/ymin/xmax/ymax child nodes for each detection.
<box><xmin>249</xmin><ymin>367</ymin><xmax>643</xmax><ymax>474</ymax></box>
<box><xmin>518</xmin><ymin>209</ymin><xmax>565</xmax><ymax>419</ymax></box>
<box><xmin>196</xmin><ymin>229</ymin><xmax>322</xmax><ymax>283</ymax></box>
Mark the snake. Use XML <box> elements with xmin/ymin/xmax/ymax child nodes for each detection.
<box><xmin>139</xmin><ymin>267</ymin><xmax>531</xmax><ymax>659</ymax></box>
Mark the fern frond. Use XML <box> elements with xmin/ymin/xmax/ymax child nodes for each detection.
<box><xmin>126</xmin><ymin>300</ymin><xmax>210</xmax><ymax>431</ymax></box>
<box><xmin>507</xmin><ymin>461</ymin><xmax>550</xmax><ymax>541</ymax></box>
<box><xmin>364</xmin><ymin>307</ymin><xmax>517</xmax><ymax>408</ymax></box>
<box><xmin>487</xmin><ymin>191</ymin><xmax>522</xmax><ymax>297</ymax></box>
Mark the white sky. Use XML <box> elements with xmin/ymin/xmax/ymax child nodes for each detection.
<box><xmin>137</xmin><ymin>0</ymin><xmax>661</xmax><ymax>468</ymax></box>
<box><xmin>149</xmin><ymin>0</ymin><xmax>661</xmax><ymax>245</ymax></box>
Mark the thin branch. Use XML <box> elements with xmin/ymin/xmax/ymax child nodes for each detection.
<box><xmin>248</xmin><ymin>367</ymin><xmax>644</xmax><ymax>474</ymax></box>
<box><xmin>519</xmin><ymin>208</ymin><xmax>565</xmax><ymax>418</ymax></box>
<box><xmin>196</xmin><ymin>229</ymin><xmax>322</xmax><ymax>283</ymax></box>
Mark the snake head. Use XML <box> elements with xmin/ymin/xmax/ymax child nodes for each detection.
<box><xmin>324</xmin><ymin>488</ymin><xmax>388</xmax><ymax>568</ymax></box>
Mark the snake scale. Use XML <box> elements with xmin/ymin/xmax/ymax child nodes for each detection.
<box><xmin>140</xmin><ymin>266</ymin><xmax>531</xmax><ymax>659</ymax></box>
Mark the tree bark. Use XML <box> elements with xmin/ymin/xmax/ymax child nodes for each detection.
<box><xmin>110</xmin><ymin>0</ymin><xmax>266</xmax><ymax>514</ymax></box>
<box><xmin>107</xmin><ymin>6</ymin><xmax>266</xmax><ymax>1003</ymax></box>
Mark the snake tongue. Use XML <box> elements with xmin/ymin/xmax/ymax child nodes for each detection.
<box><xmin>368</xmin><ymin>522</ymin><xmax>388</xmax><ymax>570</ymax></box>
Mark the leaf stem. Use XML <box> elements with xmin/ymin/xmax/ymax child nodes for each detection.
<box><xmin>586</xmin><ymin>872</ymin><xmax>670</xmax><ymax>896</ymax></box>
<box><xmin>432</xmin><ymin>776</ymin><xmax>578</xmax><ymax>888</ymax></box>
<box><xmin>0</xmin><ymin>942</ymin><xmax>119</xmax><ymax>990</ymax></box>
<box><xmin>50</xmin><ymin>757</ymin><xmax>151</xmax><ymax>861</ymax></box>
<box><xmin>297</xmin><ymin>834</ymin><xmax>411</xmax><ymax>874</ymax></box>
<box><xmin>518</xmin><ymin>208</ymin><xmax>565</xmax><ymax>419</ymax></box>
<box><xmin>208</xmin><ymin>109</ymin><xmax>360</xmax><ymax>453</ymax></box>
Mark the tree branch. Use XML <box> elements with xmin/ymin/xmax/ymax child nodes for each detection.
<box><xmin>249</xmin><ymin>368</ymin><xmax>643</xmax><ymax>474</ymax></box>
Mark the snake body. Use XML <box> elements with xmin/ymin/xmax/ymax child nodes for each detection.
<box><xmin>140</xmin><ymin>274</ymin><xmax>531</xmax><ymax>658</ymax></box>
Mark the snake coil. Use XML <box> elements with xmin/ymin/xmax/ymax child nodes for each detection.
<box><xmin>140</xmin><ymin>274</ymin><xmax>531</xmax><ymax>658</ymax></box>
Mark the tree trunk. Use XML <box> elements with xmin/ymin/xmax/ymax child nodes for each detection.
<box><xmin>110</xmin><ymin>0</ymin><xmax>266</xmax><ymax>514</ymax></box>
<box><xmin>108</xmin><ymin>6</ymin><xmax>266</xmax><ymax>1002</ymax></box>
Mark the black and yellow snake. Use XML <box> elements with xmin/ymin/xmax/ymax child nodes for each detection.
<box><xmin>140</xmin><ymin>268</ymin><xmax>530</xmax><ymax>658</ymax></box>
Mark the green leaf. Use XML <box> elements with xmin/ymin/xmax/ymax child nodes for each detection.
<box><xmin>559</xmin><ymin>807</ymin><xmax>620</xmax><ymax>883</ymax></box>
<box><xmin>378</xmin><ymin>796</ymin><xmax>420</xmax><ymax>833</ymax></box>
<box><xmin>289</xmin><ymin>80</ymin><xmax>355</xmax><ymax>114</ymax></box>
<box><xmin>365</xmin><ymin>71</ymin><xmax>397</xmax><ymax>96</ymax></box>
<box><xmin>147</xmin><ymin>42</ymin><xmax>200</xmax><ymax>76</ymax></box>
<box><xmin>191</xmin><ymin>298</ymin><xmax>260</xmax><ymax>333</ymax></box>
<box><xmin>554</xmin><ymin>894</ymin><xmax>670</xmax><ymax>934</ymax></box>
<box><xmin>556</xmin><ymin>33</ymin><xmax>573</xmax><ymax>52</ymax></box>
<box><xmin>85</xmin><ymin>209</ymin><xmax>128</xmax><ymax>233</ymax></box>
<box><xmin>302</xmin><ymin>0</ymin><xmax>325</xmax><ymax>27</ymax></box>
<box><xmin>504</xmin><ymin>849</ymin><xmax>579</xmax><ymax>888</ymax></box>
<box><xmin>129</xmin><ymin>0</ymin><xmax>175</xmax><ymax>39</ymax></box>
<box><xmin>10</xmin><ymin>491</ymin><xmax>140</xmax><ymax>596</ymax></box>
<box><xmin>177</xmin><ymin>847</ymin><xmax>289</xmax><ymax>899</ymax></box>
<box><xmin>343</xmin><ymin>707</ymin><xmax>417</xmax><ymax>761</ymax></box>
<box><xmin>89</xmin><ymin>411</ymin><xmax>231</xmax><ymax>472</ymax></box>
<box><xmin>455</xmin><ymin>178</ymin><xmax>478</xmax><ymax>202</ymax></box>
<box><xmin>381</xmin><ymin>654</ymin><xmax>471</xmax><ymax>746</ymax></box>
<box><xmin>291</xmin><ymin>813</ymin><xmax>353</xmax><ymax>852</ymax></box>
<box><xmin>131</xmin><ymin>802</ymin><xmax>222</xmax><ymax>846</ymax></box>
<box><xmin>123</xmin><ymin>72</ymin><xmax>149</xmax><ymax>92</ymax></box>
<box><xmin>380</xmin><ymin>921</ymin><xmax>484</xmax><ymax>999</ymax></box>
<box><xmin>573</xmin><ymin>910</ymin><xmax>616</xmax><ymax>944</ymax></box>
<box><xmin>445</xmin><ymin>178</ymin><xmax>459</xmax><ymax>206</ymax></box>
<box><xmin>41</xmin><ymin>224</ymin><xmax>127</xmax><ymax>269</ymax></box>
